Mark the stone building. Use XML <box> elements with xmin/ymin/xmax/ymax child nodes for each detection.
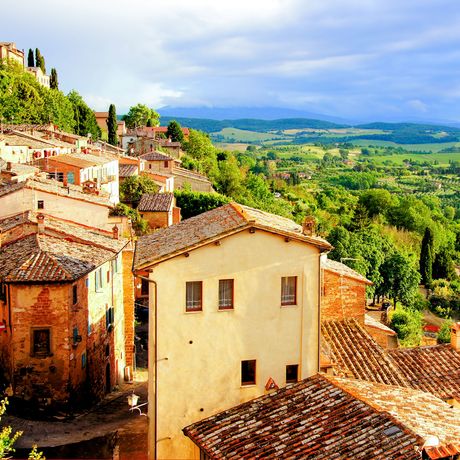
<box><xmin>0</xmin><ymin>213</ymin><xmax>129</xmax><ymax>412</ymax></box>
<box><xmin>137</xmin><ymin>192</ymin><xmax>181</xmax><ymax>230</ymax></box>
<box><xmin>133</xmin><ymin>203</ymin><xmax>331</xmax><ymax>459</ymax></box>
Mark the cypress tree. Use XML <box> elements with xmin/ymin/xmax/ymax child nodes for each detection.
<box><xmin>35</xmin><ymin>48</ymin><xmax>46</xmax><ymax>73</ymax></box>
<box><xmin>107</xmin><ymin>104</ymin><xmax>118</xmax><ymax>146</ymax></box>
<box><xmin>27</xmin><ymin>48</ymin><xmax>34</xmax><ymax>67</ymax></box>
<box><xmin>420</xmin><ymin>227</ymin><xmax>434</xmax><ymax>287</ymax></box>
<box><xmin>166</xmin><ymin>120</ymin><xmax>185</xmax><ymax>143</ymax></box>
<box><xmin>50</xmin><ymin>68</ymin><xmax>58</xmax><ymax>89</ymax></box>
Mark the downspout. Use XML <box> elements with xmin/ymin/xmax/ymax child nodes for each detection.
<box><xmin>138</xmin><ymin>274</ymin><xmax>157</xmax><ymax>460</ymax></box>
<box><xmin>7</xmin><ymin>284</ymin><xmax>13</xmax><ymax>384</ymax></box>
<box><xmin>318</xmin><ymin>252</ymin><xmax>324</xmax><ymax>373</ymax></box>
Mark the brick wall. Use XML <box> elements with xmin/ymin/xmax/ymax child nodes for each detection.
<box><xmin>142</xmin><ymin>211</ymin><xmax>169</xmax><ymax>230</ymax></box>
<box><xmin>321</xmin><ymin>270</ymin><xmax>366</xmax><ymax>324</ymax></box>
<box><xmin>122</xmin><ymin>249</ymin><xmax>135</xmax><ymax>370</ymax></box>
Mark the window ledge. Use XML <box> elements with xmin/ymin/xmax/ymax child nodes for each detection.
<box><xmin>281</xmin><ymin>304</ymin><xmax>298</xmax><ymax>308</ymax></box>
<box><xmin>241</xmin><ymin>383</ymin><xmax>257</xmax><ymax>388</ymax></box>
<box><xmin>218</xmin><ymin>307</ymin><xmax>234</xmax><ymax>312</ymax></box>
<box><xmin>184</xmin><ymin>310</ymin><xmax>203</xmax><ymax>314</ymax></box>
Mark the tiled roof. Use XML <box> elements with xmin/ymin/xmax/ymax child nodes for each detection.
<box><xmin>183</xmin><ymin>374</ymin><xmax>423</xmax><ymax>460</ymax></box>
<box><xmin>322</xmin><ymin>258</ymin><xmax>373</xmax><ymax>285</ymax></box>
<box><xmin>0</xmin><ymin>181</ymin><xmax>25</xmax><ymax>198</ymax></box>
<box><xmin>0</xmin><ymin>132</ymin><xmax>55</xmax><ymax>149</ymax></box>
<box><xmin>1</xmin><ymin>162</ymin><xmax>39</xmax><ymax>176</ymax></box>
<box><xmin>0</xmin><ymin>211</ymin><xmax>32</xmax><ymax>232</ymax></box>
<box><xmin>16</xmin><ymin>176</ymin><xmax>111</xmax><ymax>207</ymax></box>
<box><xmin>134</xmin><ymin>203</ymin><xmax>331</xmax><ymax>269</ymax></box>
<box><xmin>45</xmin><ymin>154</ymin><xmax>96</xmax><ymax>168</ymax></box>
<box><xmin>321</xmin><ymin>319</ymin><xmax>408</xmax><ymax>386</ymax></box>
<box><xmin>332</xmin><ymin>377</ymin><xmax>460</xmax><ymax>447</ymax></box>
<box><xmin>0</xmin><ymin>233</ymin><xmax>115</xmax><ymax>282</ymax></box>
<box><xmin>139</xmin><ymin>151</ymin><xmax>173</xmax><ymax>161</ymax></box>
<box><xmin>389</xmin><ymin>344</ymin><xmax>460</xmax><ymax>401</ymax></box>
<box><xmin>365</xmin><ymin>313</ymin><xmax>397</xmax><ymax>335</ymax></box>
<box><xmin>137</xmin><ymin>193</ymin><xmax>173</xmax><ymax>212</ymax></box>
<box><xmin>119</xmin><ymin>164</ymin><xmax>138</xmax><ymax>177</ymax></box>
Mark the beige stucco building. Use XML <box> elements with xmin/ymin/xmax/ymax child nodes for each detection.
<box><xmin>133</xmin><ymin>203</ymin><xmax>331</xmax><ymax>459</ymax></box>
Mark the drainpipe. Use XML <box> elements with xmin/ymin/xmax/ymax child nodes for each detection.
<box><xmin>138</xmin><ymin>274</ymin><xmax>157</xmax><ymax>460</ymax></box>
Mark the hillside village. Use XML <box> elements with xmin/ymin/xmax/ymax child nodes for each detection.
<box><xmin>0</xmin><ymin>42</ymin><xmax>460</xmax><ymax>460</ymax></box>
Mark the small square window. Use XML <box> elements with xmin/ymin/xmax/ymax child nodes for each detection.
<box><xmin>163</xmin><ymin>161</ymin><xmax>168</xmax><ymax>168</ymax></box>
<box><xmin>241</xmin><ymin>360</ymin><xmax>256</xmax><ymax>386</ymax></box>
<box><xmin>37</xmin><ymin>200</ymin><xmax>44</xmax><ymax>210</ymax></box>
<box><xmin>32</xmin><ymin>328</ymin><xmax>51</xmax><ymax>357</ymax></box>
<box><xmin>186</xmin><ymin>281</ymin><xmax>202</xmax><ymax>312</ymax></box>
<box><xmin>218</xmin><ymin>279</ymin><xmax>234</xmax><ymax>310</ymax></box>
<box><xmin>286</xmin><ymin>364</ymin><xmax>299</xmax><ymax>383</ymax></box>
<box><xmin>281</xmin><ymin>276</ymin><xmax>297</xmax><ymax>306</ymax></box>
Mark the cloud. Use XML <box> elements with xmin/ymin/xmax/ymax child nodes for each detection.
<box><xmin>3</xmin><ymin>0</ymin><xmax>460</xmax><ymax>120</ymax></box>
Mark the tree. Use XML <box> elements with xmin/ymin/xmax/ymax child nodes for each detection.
<box><xmin>107</xmin><ymin>104</ymin><xmax>118</xmax><ymax>146</ymax></box>
<box><xmin>49</xmin><ymin>68</ymin><xmax>58</xmax><ymax>90</ymax></box>
<box><xmin>120</xmin><ymin>175</ymin><xmax>159</xmax><ymax>207</ymax></box>
<box><xmin>381</xmin><ymin>251</ymin><xmax>421</xmax><ymax>307</ymax></box>
<box><xmin>174</xmin><ymin>190</ymin><xmax>230</xmax><ymax>219</ymax></box>
<box><xmin>389</xmin><ymin>307</ymin><xmax>423</xmax><ymax>346</ymax></box>
<box><xmin>420</xmin><ymin>227</ymin><xmax>434</xmax><ymax>286</ymax></box>
<box><xmin>34</xmin><ymin>48</ymin><xmax>45</xmax><ymax>73</ymax></box>
<box><xmin>166</xmin><ymin>120</ymin><xmax>185</xmax><ymax>143</ymax></box>
<box><xmin>0</xmin><ymin>398</ymin><xmax>44</xmax><ymax>459</ymax></box>
<box><xmin>67</xmin><ymin>90</ymin><xmax>101</xmax><ymax>139</ymax></box>
<box><xmin>122</xmin><ymin>104</ymin><xmax>159</xmax><ymax>129</ymax></box>
<box><xmin>27</xmin><ymin>49</ymin><xmax>34</xmax><ymax>67</ymax></box>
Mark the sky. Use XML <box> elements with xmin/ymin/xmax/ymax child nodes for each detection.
<box><xmin>3</xmin><ymin>0</ymin><xmax>460</xmax><ymax>122</ymax></box>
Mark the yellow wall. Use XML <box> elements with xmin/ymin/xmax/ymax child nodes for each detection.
<box><xmin>146</xmin><ymin>228</ymin><xmax>321</xmax><ymax>459</ymax></box>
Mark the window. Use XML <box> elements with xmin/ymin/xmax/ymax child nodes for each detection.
<box><xmin>281</xmin><ymin>276</ymin><xmax>297</xmax><ymax>306</ymax></box>
<box><xmin>164</xmin><ymin>161</ymin><xmax>168</xmax><ymax>168</ymax></box>
<box><xmin>32</xmin><ymin>328</ymin><xmax>51</xmax><ymax>357</ymax></box>
<box><xmin>37</xmin><ymin>200</ymin><xmax>44</xmax><ymax>210</ymax></box>
<box><xmin>0</xmin><ymin>283</ymin><xmax>6</xmax><ymax>302</ymax></box>
<box><xmin>95</xmin><ymin>268</ymin><xmax>103</xmax><ymax>292</ymax></box>
<box><xmin>141</xmin><ymin>278</ymin><xmax>149</xmax><ymax>296</ymax></box>
<box><xmin>241</xmin><ymin>360</ymin><xmax>256</xmax><ymax>386</ymax></box>
<box><xmin>186</xmin><ymin>281</ymin><xmax>202</xmax><ymax>312</ymax></box>
<box><xmin>72</xmin><ymin>284</ymin><xmax>78</xmax><ymax>305</ymax></box>
<box><xmin>111</xmin><ymin>257</ymin><xmax>119</xmax><ymax>274</ymax></box>
<box><xmin>106</xmin><ymin>306</ymin><xmax>114</xmax><ymax>330</ymax></box>
<box><xmin>219</xmin><ymin>279</ymin><xmax>234</xmax><ymax>310</ymax></box>
<box><xmin>107</xmin><ymin>270</ymin><xmax>110</xmax><ymax>283</ymax></box>
<box><xmin>286</xmin><ymin>364</ymin><xmax>299</xmax><ymax>383</ymax></box>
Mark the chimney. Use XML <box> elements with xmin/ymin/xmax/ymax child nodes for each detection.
<box><xmin>6</xmin><ymin>162</ymin><xmax>11</xmax><ymax>171</ymax></box>
<box><xmin>451</xmin><ymin>322</ymin><xmax>460</xmax><ymax>351</ymax></box>
<box><xmin>302</xmin><ymin>216</ymin><xmax>316</xmax><ymax>237</ymax></box>
<box><xmin>37</xmin><ymin>213</ymin><xmax>45</xmax><ymax>233</ymax></box>
<box><xmin>112</xmin><ymin>225</ymin><xmax>119</xmax><ymax>240</ymax></box>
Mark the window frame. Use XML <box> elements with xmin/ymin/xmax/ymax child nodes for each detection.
<box><xmin>281</xmin><ymin>276</ymin><xmax>297</xmax><ymax>306</ymax></box>
<box><xmin>286</xmin><ymin>364</ymin><xmax>299</xmax><ymax>384</ymax></box>
<box><xmin>31</xmin><ymin>327</ymin><xmax>52</xmax><ymax>358</ymax></box>
<box><xmin>72</xmin><ymin>284</ymin><xmax>78</xmax><ymax>305</ymax></box>
<box><xmin>37</xmin><ymin>200</ymin><xmax>44</xmax><ymax>210</ymax></box>
<box><xmin>185</xmin><ymin>281</ymin><xmax>203</xmax><ymax>312</ymax></box>
<box><xmin>218</xmin><ymin>279</ymin><xmax>234</xmax><ymax>310</ymax></box>
<box><xmin>95</xmin><ymin>267</ymin><xmax>103</xmax><ymax>292</ymax></box>
<box><xmin>241</xmin><ymin>359</ymin><xmax>256</xmax><ymax>386</ymax></box>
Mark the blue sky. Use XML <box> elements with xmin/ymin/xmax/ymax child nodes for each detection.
<box><xmin>4</xmin><ymin>0</ymin><xmax>460</xmax><ymax>122</ymax></box>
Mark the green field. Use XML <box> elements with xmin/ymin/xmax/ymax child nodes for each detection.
<box><xmin>213</xmin><ymin>127</ymin><xmax>288</xmax><ymax>142</ymax></box>
<box><xmin>351</xmin><ymin>139</ymin><xmax>460</xmax><ymax>153</ymax></box>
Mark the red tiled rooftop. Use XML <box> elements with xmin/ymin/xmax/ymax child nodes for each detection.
<box><xmin>139</xmin><ymin>151</ymin><xmax>174</xmax><ymax>161</ymax></box>
<box><xmin>137</xmin><ymin>193</ymin><xmax>173</xmax><ymax>212</ymax></box>
<box><xmin>134</xmin><ymin>203</ymin><xmax>331</xmax><ymax>269</ymax></box>
<box><xmin>184</xmin><ymin>374</ymin><xmax>424</xmax><ymax>460</ymax></box>
<box><xmin>389</xmin><ymin>344</ymin><xmax>460</xmax><ymax>401</ymax></box>
<box><xmin>321</xmin><ymin>319</ymin><xmax>408</xmax><ymax>386</ymax></box>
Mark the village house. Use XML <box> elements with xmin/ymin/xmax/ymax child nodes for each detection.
<box><xmin>172</xmin><ymin>166</ymin><xmax>214</xmax><ymax>192</ymax></box>
<box><xmin>0</xmin><ymin>42</ymin><xmax>24</xmax><ymax>65</ymax></box>
<box><xmin>133</xmin><ymin>203</ymin><xmax>331</xmax><ymax>459</ymax></box>
<box><xmin>0</xmin><ymin>175</ymin><xmax>114</xmax><ymax>231</ymax></box>
<box><xmin>139</xmin><ymin>151</ymin><xmax>177</xmax><ymax>175</ymax></box>
<box><xmin>120</xmin><ymin>126</ymin><xmax>189</xmax><ymax>152</ymax></box>
<box><xmin>0</xmin><ymin>212</ymin><xmax>129</xmax><ymax>412</ymax></box>
<box><xmin>37</xmin><ymin>152</ymin><xmax>120</xmax><ymax>204</ymax></box>
<box><xmin>93</xmin><ymin>112</ymin><xmax>126</xmax><ymax>141</ymax></box>
<box><xmin>137</xmin><ymin>192</ymin><xmax>181</xmax><ymax>230</ymax></box>
<box><xmin>25</xmin><ymin>66</ymin><xmax>50</xmax><ymax>88</ymax></box>
<box><xmin>184</xmin><ymin>373</ymin><xmax>460</xmax><ymax>459</ymax></box>
<box><xmin>321</xmin><ymin>257</ymin><xmax>398</xmax><ymax>348</ymax></box>
<box><xmin>154</xmin><ymin>138</ymin><xmax>183</xmax><ymax>160</ymax></box>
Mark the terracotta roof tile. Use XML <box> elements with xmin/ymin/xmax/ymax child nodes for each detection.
<box><xmin>0</xmin><ymin>233</ymin><xmax>114</xmax><ymax>282</ymax></box>
<box><xmin>134</xmin><ymin>203</ymin><xmax>331</xmax><ymax>269</ymax></box>
<box><xmin>137</xmin><ymin>193</ymin><xmax>173</xmax><ymax>212</ymax></box>
<box><xmin>389</xmin><ymin>345</ymin><xmax>460</xmax><ymax>401</ymax></box>
<box><xmin>139</xmin><ymin>151</ymin><xmax>173</xmax><ymax>161</ymax></box>
<box><xmin>321</xmin><ymin>319</ymin><xmax>408</xmax><ymax>386</ymax></box>
<box><xmin>183</xmin><ymin>374</ymin><xmax>423</xmax><ymax>460</ymax></box>
<box><xmin>119</xmin><ymin>164</ymin><xmax>138</xmax><ymax>177</ymax></box>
